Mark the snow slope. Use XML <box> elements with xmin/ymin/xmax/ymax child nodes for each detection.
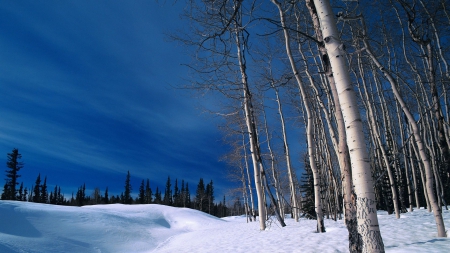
<box><xmin>0</xmin><ymin>201</ymin><xmax>448</xmax><ymax>252</ymax></box>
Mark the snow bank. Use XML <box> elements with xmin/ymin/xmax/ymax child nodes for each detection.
<box><xmin>0</xmin><ymin>201</ymin><xmax>449</xmax><ymax>252</ymax></box>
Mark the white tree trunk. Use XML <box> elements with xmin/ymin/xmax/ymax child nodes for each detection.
<box><xmin>271</xmin><ymin>0</ymin><xmax>325</xmax><ymax>232</ymax></box>
<box><xmin>313</xmin><ymin>0</ymin><xmax>385</xmax><ymax>251</ymax></box>
<box><xmin>273</xmin><ymin>86</ymin><xmax>298</xmax><ymax>221</ymax></box>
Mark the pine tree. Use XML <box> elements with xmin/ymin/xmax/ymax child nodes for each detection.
<box><xmin>139</xmin><ymin>179</ymin><xmax>145</xmax><ymax>204</ymax></box>
<box><xmin>40</xmin><ymin>176</ymin><xmax>48</xmax><ymax>203</ymax></box>
<box><xmin>206</xmin><ymin>180</ymin><xmax>214</xmax><ymax>214</ymax></box>
<box><xmin>123</xmin><ymin>171</ymin><xmax>132</xmax><ymax>204</ymax></box>
<box><xmin>3</xmin><ymin>148</ymin><xmax>24</xmax><ymax>200</ymax></box>
<box><xmin>76</xmin><ymin>184</ymin><xmax>86</xmax><ymax>206</ymax></box>
<box><xmin>300</xmin><ymin>163</ymin><xmax>316</xmax><ymax>219</ymax></box>
<box><xmin>1</xmin><ymin>183</ymin><xmax>9</xmax><ymax>200</ymax></box>
<box><xmin>154</xmin><ymin>187</ymin><xmax>162</xmax><ymax>204</ymax></box>
<box><xmin>145</xmin><ymin>179</ymin><xmax>152</xmax><ymax>204</ymax></box>
<box><xmin>173</xmin><ymin>178</ymin><xmax>180</xmax><ymax>207</ymax></box>
<box><xmin>163</xmin><ymin>176</ymin><xmax>172</xmax><ymax>206</ymax></box>
<box><xmin>18</xmin><ymin>182</ymin><xmax>24</xmax><ymax>201</ymax></box>
<box><xmin>23</xmin><ymin>187</ymin><xmax>28</xmax><ymax>202</ymax></box>
<box><xmin>186</xmin><ymin>183</ymin><xmax>191</xmax><ymax>207</ymax></box>
<box><xmin>104</xmin><ymin>187</ymin><xmax>109</xmax><ymax>204</ymax></box>
<box><xmin>195</xmin><ymin>178</ymin><xmax>206</xmax><ymax>212</ymax></box>
<box><xmin>32</xmin><ymin>174</ymin><xmax>41</xmax><ymax>203</ymax></box>
<box><xmin>181</xmin><ymin>180</ymin><xmax>186</xmax><ymax>207</ymax></box>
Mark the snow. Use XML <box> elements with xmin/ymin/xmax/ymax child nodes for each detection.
<box><xmin>0</xmin><ymin>201</ymin><xmax>448</xmax><ymax>252</ymax></box>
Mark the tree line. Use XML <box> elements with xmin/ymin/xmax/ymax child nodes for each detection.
<box><xmin>176</xmin><ymin>0</ymin><xmax>450</xmax><ymax>251</ymax></box>
<box><xmin>1</xmin><ymin>148</ymin><xmax>231</xmax><ymax>218</ymax></box>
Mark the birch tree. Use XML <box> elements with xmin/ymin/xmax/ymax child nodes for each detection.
<box><xmin>312</xmin><ymin>0</ymin><xmax>385</xmax><ymax>251</ymax></box>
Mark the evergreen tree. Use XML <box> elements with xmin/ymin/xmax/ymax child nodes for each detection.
<box><xmin>50</xmin><ymin>185</ymin><xmax>58</xmax><ymax>204</ymax></box>
<box><xmin>18</xmin><ymin>182</ymin><xmax>24</xmax><ymax>201</ymax></box>
<box><xmin>139</xmin><ymin>179</ymin><xmax>145</xmax><ymax>204</ymax></box>
<box><xmin>32</xmin><ymin>174</ymin><xmax>41</xmax><ymax>203</ymax></box>
<box><xmin>3</xmin><ymin>148</ymin><xmax>24</xmax><ymax>200</ymax></box>
<box><xmin>1</xmin><ymin>183</ymin><xmax>9</xmax><ymax>200</ymax></box>
<box><xmin>180</xmin><ymin>180</ymin><xmax>186</xmax><ymax>207</ymax></box>
<box><xmin>123</xmin><ymin>171</ymin><xmax>132</xmax><ymax>204</ymax></box>
<box><xmin>145</xmin><ymin>179</ymin><xmax>152</xmax><ymax>204</ymax></box>
<box><xmin>206</xmin><ymin>180</ymin><xmax>214</xmax><ymax>214</ymax></box>
<box><xmin>76</xmin><ymin>184</ymin><xmax>86</xmax><ymax>206</ymax></box>
<box><xmin>173</xmin><ymin>178</ymin><xmax>179</xmax><ymax>207</ymax></box>
<box><xmin>49</xmin><ymin>192</ymin><xmax>54</xmax><ymax>204</ymax></box>
<box><xmin>58</xmin><ymin>186</ymin><xmax>64</xmax><ymax>204</ymax></box>
<box><xmin>186</xmin><ymin>182</ymin><xmax>191</xmax><ymax>207</ymax></box>
<box><xmin>195</xmin><ymin>178</ymin><xmax>206</xmax><ymax>212</ymax></box>
<box><xmin>154</xmin><ymin>187</ymin><xmax>162</xmax><ymax>204</ymax></box>
<box><xmin>40</xmin><ymin>176</ymin><xmax>48</xmax><ymax>203</ymax></box>
<box><xmin>299</xmin><ymin>163</ymin><xmax>316</xmax><ymax>219</ymax></box>
<box><xmin>163</xmin><ymin>176</ymin><xmax>172</xmax><ymax>206</ymax></box>
<box><xmin>104</xmin><ymin>187</ymin><xmax>109</xmax><ymax>204</ymax></box>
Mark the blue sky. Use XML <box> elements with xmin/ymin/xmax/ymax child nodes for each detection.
<box><xmin>0</xmin><ymin>1</ymin><xmax>232</xmax><ymax>198</ymax></box>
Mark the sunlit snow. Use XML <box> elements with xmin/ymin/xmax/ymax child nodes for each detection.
<box><xmin>0</xmin><ymin>201</ymin><xmax>448</xmax><ymax>252</ymax></box>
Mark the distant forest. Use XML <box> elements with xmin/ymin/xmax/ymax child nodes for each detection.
<box><xmin>0</xmin><ymin>148</ymin><xmax>237</xmax><ymax>218</ymax></box>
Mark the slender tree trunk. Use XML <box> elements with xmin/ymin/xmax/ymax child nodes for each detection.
<box><xmin>303</xmin><ymin>0</ymin><xmax>359</xmax><ymax>249</ymax></box>
<box><xmin>270</xmin><ymin>0</ymin><xmax>324</xmax><ymax>232</ymax></box>
<box><xmin>272</xmin><ymin>85</ymin><xmax>298</xmax><ymax>221</ymax></box>
<box><xmin>358</xmin><ymin>13</ymin><xmax>447</xmax><ymax>237</ymax></box>
<box><xmin>236</xmin><ymin>30</ymin><xmax>266</xmax><ymax>230</ymax></box>
<box><xmin>242</xmin><ymin>131</ymin><xmax>256</xmax><ymax>220</ymax></box>
<box><xmin>314</xmin><ymin>0</ymin><xmax>385</xmax><ymax>251</ymax></box>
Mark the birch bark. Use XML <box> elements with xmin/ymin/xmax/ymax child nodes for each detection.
<box><xmin>313</xmin><ymin>0</ymin><xmax>384</xmax><ymax>251</ymax></box>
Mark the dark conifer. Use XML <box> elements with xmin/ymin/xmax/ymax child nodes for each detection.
<box><xmin>139</xmin><ymin>179</ymin><xmax>145</xmax><ymax>204</ymax></box>
<box><xmin>163</xmin><ymin>176</ymin><xmax>172</xmax><ymax>206</ymax></box>
<box><xmin>104</xmin><ymin>187</ymin><xmax>109</xmax><ymax>204</ymax></box>
<box><xmin>145</xmin><ymin>179</ymin><xmax>152</xmax><ymax>204</ymax></box>
<box><xmin>186</xmin><ymin>182</ymin><xmax>191</xmax><ymax>208</ymax></box>
<box><xmin>173</xmin><ymin>178</ymin><xmax>179</xmax><ymax>207</ymax></box>
<box><xmin>40</xmin><ymin>177</ymin><xmax>48</xmax><ymax>203</ymax></box>
<box><xmin>3</xmin><ymin>148</ymin><xmax>24</xmax><ymax>200</ymax></box>
<box><xmin>206</xmin><ymin>180</ymin><xmax>214</xmax><ymax>214</ymax></box>
<box><xmin>195</xmin><ymin>178</ymin><xmax>206</xmax><ymax>211</ymax></box>
<box><xmin>32</xmin><ymin>174</ymin><xmax>41</xmax><ymax>203</ymax></box>
<box><xmin>181</xmin><ymin>180</ymin><xmax>186</xmax><ymax>207</ymax></box>
<box><xmin>123</xmin><ymin>171</ymin><xmax>132</xmax><ymax>204</ymax></box>
<box><xmin>154</xmin><ymin>187</ymin><xmax>162</xmax><ymax>204</ymax></box>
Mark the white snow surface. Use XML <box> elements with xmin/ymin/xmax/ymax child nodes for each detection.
<box><xmin>0</xmin><ymin>201</ymin><xmax>449</xmax><ymax>252</ymax></box>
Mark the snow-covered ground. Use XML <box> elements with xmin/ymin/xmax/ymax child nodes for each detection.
<box><xmin>0</xmin><ymin>201</ymin><xmax>448</xmax><ymax>252</ymax></box>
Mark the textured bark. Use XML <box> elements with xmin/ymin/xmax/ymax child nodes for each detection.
<box><xmin>304</xmin><ymin>0</ymin><xmax>359</xmax><ymax>249</ymax></box>
<box><xmin>313</xmin><ymin>0</ymin><xmax>385</xmax><ymax>251</ymax></box>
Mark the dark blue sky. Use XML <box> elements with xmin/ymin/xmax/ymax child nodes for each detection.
<box><xmin>0</xmin><ymin>1</ymin><xmax>232</xmax><ymax>198</ymax></box>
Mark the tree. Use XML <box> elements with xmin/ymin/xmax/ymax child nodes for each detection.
<box><xmin>32</xmin><ymin>174</ymin><xmax>41</xmax><ymax>203</ymax></box>
<box><xmin>123</xmin><ymin>171</ymin><xmax>132</xmax><ymax>204</ymax></box>
<box><xmin>206</xmin><ymin>180</ymin><xmax>215</xmax><ymax>214</ymax></box>
<box><xmin>145</xmin><ymin>179</ymin><xmax>152</xmax><ymax>204</ymax></box>
<box><xmin>185</xmin><ymin>183</ymin><xmax>191</xmax><ymax>208</ymax></box>
<box><xmin>313</xmin><ymin>0</ymin><xmax>384</xmax><ymax>251</ymax></box>
<box><xmin>139</xmin><ymin>179</ymin><xmax>145</xmax><ymax>204</ymax></box>
<box><xmin>154</xmin><ymin>187</ymin><xmax>162</xmax><ymax>204</ymax></box>
<box><xmin>104</xmin><ymin>187</ymin><xmax>109</xmax><ymax>204</ymax></box>
<box><xmin>173</xmin><ymin>178</ymin><xmax>180</xmax><ymax>207</ymax></box>
<box><xmin>40</xmin><ymin>176</ymin><xmax>48</xmax><ymax>203</ymax></box>
<box><xmin>3</xmin><ymin>148</ymin><xmax>24</xmax><ymax>200</ymax></box>
<box><xmin>163</xmin><ymin>176</ymin><xmax>172</xmax><ymax>206</ymax></box>
<box><xmin>195</xmin><ymin>178</ymin><xmax>206</xmax><ymax>212</ymax></box>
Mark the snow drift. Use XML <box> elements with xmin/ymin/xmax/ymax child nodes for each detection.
<box><xmin>0</xmin><ymin>201</ymin><xmax>448</xmax><ymax>252</ymax></box>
